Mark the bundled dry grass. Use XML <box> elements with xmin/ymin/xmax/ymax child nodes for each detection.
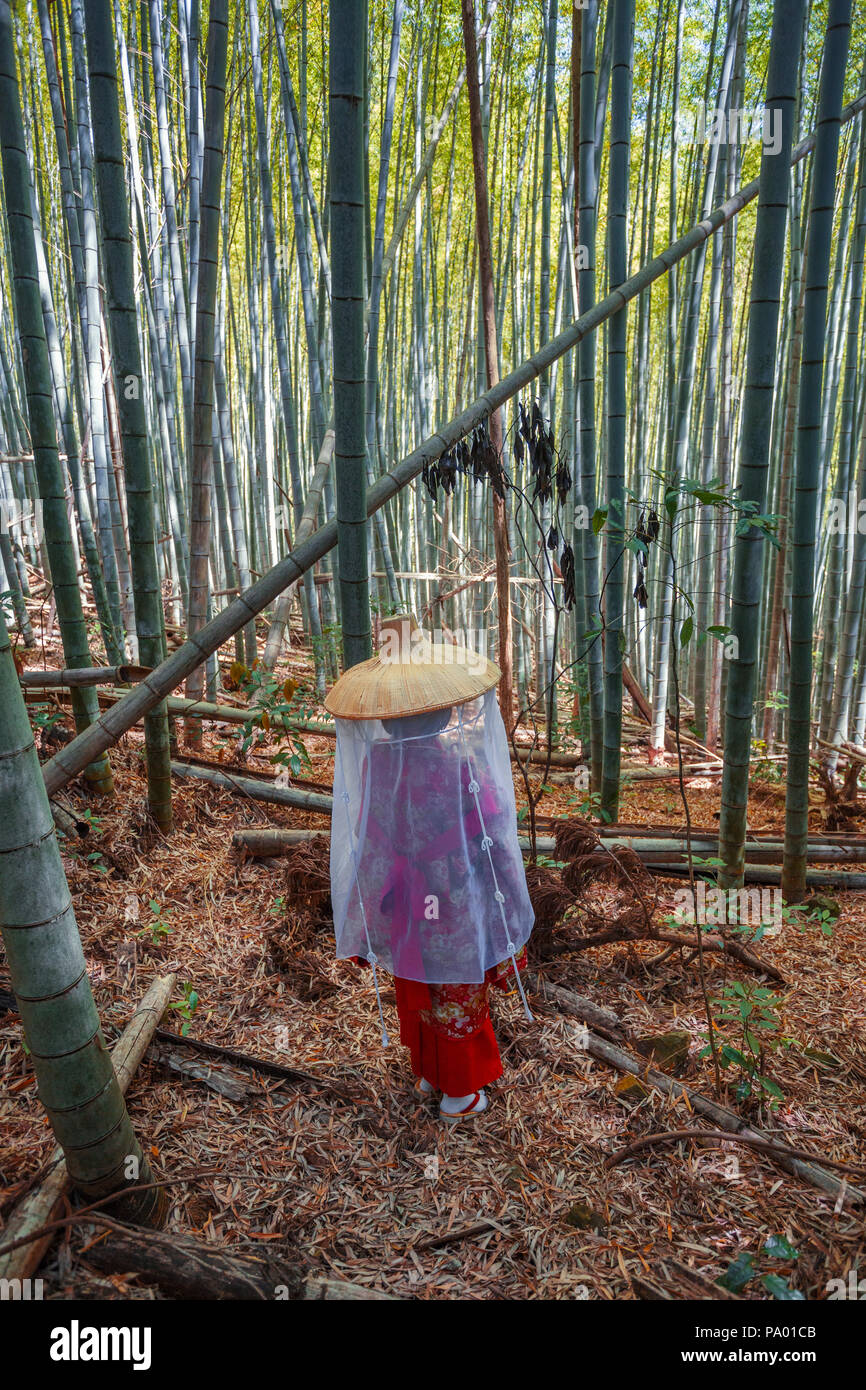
<box><xmin>282</xmin><ymin>836</ymin><xmax>332</xmax><ymax>924</ymax></box>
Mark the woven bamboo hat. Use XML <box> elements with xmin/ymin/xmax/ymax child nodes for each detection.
<box><xmin>324</xmin><ymin>614</ymin><xmax>500</xmax><ymax>721</ymax></box>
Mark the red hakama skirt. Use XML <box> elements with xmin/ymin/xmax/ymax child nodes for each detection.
<box><xmin>392</xmin><ymin>950</ymin><xmax>526</xmax><ymax>1096</ymax></box>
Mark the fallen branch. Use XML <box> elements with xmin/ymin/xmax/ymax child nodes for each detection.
<box><xmin>151</xmin><ymin>1028</ymin><xmax>369</xmax><ymax>1104</ymax></box>
<box><xmin>411</xmin><ymin>1220</ymin><xmax>498</xmax><ymax>1253</ymax></box>
<box><xmin>533</xmin><ymin>983</ymin><xmax>865</xmax><ymax>1208</ymax></box>
<box><xmin>604</xmin><ymin>1127</ymin><xmax>866</xmax><ymax>1179</ymax></box>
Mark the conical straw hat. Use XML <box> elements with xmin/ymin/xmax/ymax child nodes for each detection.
<box><xmin>324</xmin><ymin>614</ymin><xmax>500</xmax><ymax>720</ymax></box>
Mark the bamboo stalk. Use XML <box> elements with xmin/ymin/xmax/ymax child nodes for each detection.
<box><xmin>0</xmin><ymin>973</ymin><xmax>175</xmax><ymax>1282</ymax></box>
<box><xmin>40</xmin><ymin>89</ymin><xmax>866</xmax><ymax>800</ymax></box>
<box><xmin>537</xmin><ymin>987</ymin><xmax>864</xmax><ymax>1207</ymax></box>
<box><xmin>84</xmin><ymin>0</ymin><xmax>173</xmax><ymax>827</ymax></box>
<box><xmin>170</xmin><ymin>761</ymin><xmax>333</xmax><ymax>813</ymax></box>
<box><xmin>19</xmin><ymin>665</ymin><xmax>150</xmax><ymax>688</ymax></box>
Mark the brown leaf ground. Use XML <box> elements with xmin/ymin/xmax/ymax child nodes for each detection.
<box><xmin>2</xmin><ymin>608</ymin><xmax>865</xmax><ymax>1300</ymax></box>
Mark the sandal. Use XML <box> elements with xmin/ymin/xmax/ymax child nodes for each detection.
<box><xmin>414</xmin><ymin>1077</ymin><xmax>436</xmax><ymax>1097</ymax></box>
<box><xmin>439</xmin><ymin>1090</ymin><xmax>488</xmax><ymax>1122</ymax></box>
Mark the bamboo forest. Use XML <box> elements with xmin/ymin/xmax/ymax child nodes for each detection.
<box><xmin>2</xmin><ymin>0</ymin><xmax>866</xmax><ymax>1330</ymax></box>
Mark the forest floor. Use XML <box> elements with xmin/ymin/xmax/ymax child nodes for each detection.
<box><xmin>2</xmin><ymin>595</ymin><xmax>866</xmax><ymax>1301</ymax></box>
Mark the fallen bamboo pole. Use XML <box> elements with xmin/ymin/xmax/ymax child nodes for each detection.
<box><xmin>533</xmin><ymin>979</ymin><xmax>864</xmax><ymax>1208</ymax></box>
<box><xmin>0</xmin><ymin>974</ymin><xmax>176</xmax><ymax>1282</ymax></box>
<box><xmin>233</xmin><ymin>827</ymin><xmax>328</xmax><ymax>854</ymax></box>
<box><xmin>170</xmin><ymin>761</ymin><xmax>333</xmax><ymax>813</ymax></box>
<box><xmin>39</xmin><ymin>94</ymin><xmax>866</xmax><ymax>800</ymax></box>
<box><xmin>19</xmin><ymin>664</ymin><xmax>150</xmax><ymax>688</ymax></box>
<box><xmin>647</xmin><ymin>862</ymin><xmax>866</xmax><ymax>888</ymax></box>
<box><xmin>229</xmin><ymin>823</ymin><xmax>866</xmax><ymax>874</ymax></box>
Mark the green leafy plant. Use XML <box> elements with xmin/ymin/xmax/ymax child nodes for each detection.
<box><xmin>718</xmin><ymin>1235</ymin><xmax>803</xmax><ymax>1299</ymax></box>
<box><xmin>138</xmin><ymin>898</ymin><xmax>172</xmax><ymax>945</ymax></box>
<box><xmin>783</xmin><ymin>898</ymin><xmax>838</xmax><ymax>939</ymax></box>
<box><xmin>567</xmin><ymin>786</ymin><xmax>603</xmax><ymax>819</ymax></box>
<box><xmin>29</xmin><ymin>701</ymin><xmax>65</xmax><ymax>738</ymax></box>
<box><xmin>700</xmin><ymin>981</ymin><xmax>790</xmax><ymax>1105</ymax></box>
<box><xmin>168</xmin><ymin>982</ymin><xmax>200</xmax><ymax>1037</ymax></box>
<box><xmin>229</xmin><ymin>662</ymin><xmax>313</xmax><ymax>778</ymax></box>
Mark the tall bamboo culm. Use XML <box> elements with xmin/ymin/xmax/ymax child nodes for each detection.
<box><xmin>718</xmin><ymin>0</ymin><xmax>806</xmax><ymax>889</ymax></box>
<box><xmin>183</xmin><ymin>0</ymin><xmax>229</xmax><ymax>739</ymax></box>
<box><xmin>0</xmin><ymin>606</ymin><xmax>163</xmax><ymax>1219</ymax></box>
<box><xmin>600</xmin><ymin>0</ymin><xmax>634</xmax><ymax>822</ymax></box>
<box><xmin>83</xmin><ymin>0</ymin><xmax>173</xmax><ymax>829</ymax></box>
<box><xmin>0</xmin><ymin>0</ymin><xmax>113</xmax><ymax>797</ymax></box>
<box><xmin>330</xmin><ymin>0</ymin><xmax>372</xmax><ymax>669</ymax></box>
<box><xmin>782</xmin><ymin>0</ymin><xmax>851</xmax><ymax>900</ymax></box>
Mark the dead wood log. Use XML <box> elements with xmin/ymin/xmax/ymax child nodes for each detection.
<box><xmin>50</xmin><ymin>800</ymin><xmax>89</xmax><ymax>839</ymax></box>
<box><xmin>151</xmin><ymin>1045</ymin><xmax>255</xmax><ymax>1101</ymax></box>
<box><xmin>0</xmin><ymin>974</ymin><xmax>176</xmax><ymax>1282</ymax></box>
<box><xmin>80</xmin><ymin>1217</ymin><xmax>397</xmax><ymax>1299</ymax></box>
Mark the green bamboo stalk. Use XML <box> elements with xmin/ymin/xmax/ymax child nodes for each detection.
<box><xmin>0</xmin><ymin>605</ymin><xmax>162</xmax><ymax>1219</ymax></box>
<box><xmin>40</xmin><ymin>87</ymin><xmax>866</xmax><ymax>800</ymax></box>
<box><xmin>330</xmin><ymin>0</ymin><xmax>371</xmax><ymax>668</ymax></box>
<box><xmin>183</xmin><ymin>0</ymin><xmax>229</xmax><ymax>741</ymax></box>
<box><xmin>0</xmin><ymin>0</ymin><xmax>113</xmax><ymax>796</ymax></box>
<box><xmin>83</xmin><ymin>0</ymin><xmax>172</xmax><ymax>830</ymax></box>
<box><xmin>718</xmin><ymin>0</ymin><xmax>806</xmax><ymax>890</ymax></box>
<box><xmin>600</xmin><ymin>0</ymin><xmax>634</xmax><ymax>822</ymax></box>
<box><xmin>34</xmin><ymin>0</ymin><xmax>122</xmax><ymax>668</ymax></box>
<box><xmin>782</xmin><ymin>0</ymin><xmax>851</xmax><ymax>902</ymax></box>
<box><xmin>577</xmin><ymin>0</ymin><xmax>603</xmax><ymax>790</ymax></box>
<box><xmin>69</xmin><ymin>0</ymin><xmax>125</xmax><ymax>649</ymax></box>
